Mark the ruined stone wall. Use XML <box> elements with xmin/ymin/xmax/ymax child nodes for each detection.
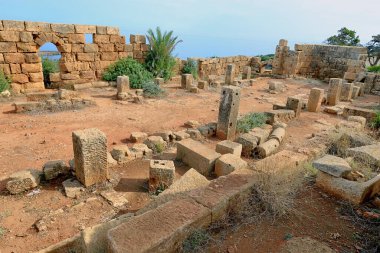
<box><xmin>272</xmin><ymin>39</ymin><xmax>367</xmax><ymax>80</ymax></box>
<box><xmin>0</xmin><ymin>20</ymin><xmax>148</xmax><ymax>93</ymax></box>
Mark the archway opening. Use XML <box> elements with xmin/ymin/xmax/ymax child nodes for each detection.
<box><xmin>38</xmin><ymin>42</ymin><xmax>61</xmax><ymax>89</ymax></box>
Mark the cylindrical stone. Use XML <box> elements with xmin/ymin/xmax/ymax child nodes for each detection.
<box><xmin>255</xmin><ymin>138</ymin><xmax>280</xmax><ymax>159</ymax></box>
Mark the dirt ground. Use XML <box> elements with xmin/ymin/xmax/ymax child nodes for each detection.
<box><xmin>0</xmin><ymin>77</ymin><xmax>379</xmax><ymax>252</ymax></box>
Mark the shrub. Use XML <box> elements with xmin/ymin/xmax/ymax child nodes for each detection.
<box><xmin>182</xmin><ymin>59</ymin><xmax>198</xmax><ymax>79</ymax></box>
<box><xmin>0</xmin><ymin>70</ymin><xmax>11</xmax><ymax>92</ymax></box>
<box><xmin>182</xmin><ymin>229</ymin><xmax>210</xmax><ymax>253</ymax></box>
<box><xmin>103</xmin><ymin>57</ymin><xmax>153</xmax><ymax>88</ymax></box>
<box><xmin>371</xmin><ymin>111</ymin><xmax>380</xmax><ymax>129</ymax></box>
<box><xmin>257</xmin><ymin>54</ymin><xmax>275</xmax><ymax>61</ymax></box>
<box><xmin>237</xmin><ymin>113</ymin><xmax>268</xmax><ymax>133</ymax></box>
<box><xmin>145</xmin><ymin>27</ymin><xmax>182</xmax><ymax>81</ymax></box>
<box><xmin>367</xmin><ymin>65</ymin><xmax>380</xmax><ymax>73</ymax></box>
<box><xmin>42</xmin><ymin>57</ymin><xmax>59</xmax><ymax>88</ymax></box>
<box><xmin>142</xmin><ymin>81</ymin><xmax>165</xmax><ymax>98</ymax></box>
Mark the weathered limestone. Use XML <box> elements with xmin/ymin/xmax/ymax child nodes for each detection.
<box><xmin>249</xmin><ymin>126</ymin><xmax>271</xmax><ymax>145</ymax></box>
<box><xmin>280</xmin><ymin>237</ymin><xmax>335</xmax><ymax>253</ymax></box>
<box><xmin>62</xmin><ymin>178</ymin><xmax>84</xmax><ymax>198</ymax></box>
<box><xmin>100</xmin><ymin>189</ymin><xmax>128</xmax><ymax>208</ymax></box>
<box><xmin>116</xmin><ymin>76</ymin><xmax>129</xmax><ymax>94</ymax></box>
<box><xmin>340</xmin><ymin>82</ymin><xmax>354</xmax><ymax>101</ymax></box>
<box><xmin>352</xmin><ymin>86</ymin><xmax>360</xmax><ymax>99</ymax></box>
<box><xmin>242</xmin><ymin>66</ymin><xmax>251</xmax><ymax>80</ymax></box>
<box><xmin>72</xmin><ymin>128</ymin><xmax>108</xmax><ymax>187</ymax></box>
<box><xmin>342</xmin><ymin>106</ymin><xmax>377</xmax><ymax>122</ymax></box>
<box><xmin>235</xmin><ymin>133</ymin><xmax>258</xmax><ymax>157</ymax></box>
<box><xmin>181</xmin><ymin>74</ymin><xmax>193</xmax><ymax>89</ymax></box>
<box><xmin>286</xmin><ymin>97</ymin><xmax>302</xmax><ymax>117</ymax></box>
<box><xmin>131</xmin><ymin>143</ymin><xmax>153</xmax><ymax>159</ymax></box>
<box><xmin>43</xmin><ymin>160</ymin><xmax>70</xmax><ymax>180</ymax></box>
<box><xmin>265</xmin><ymin>109</ymin><xmax>295</xmax><ymax>124</ymax></box>
<box><xmin>197</xmin><ymin>80</ymin><xmax>208</xmax><ymax>90</ymax></box>
<box><xmin>215</xmin><ymin>140</ymin><xmax>242</xmax><ymax>156</ymax></box>
<box><xmin>174</xmin><ymin>131</ymin><xmax>190</xmax><ymax>141</ymax></box>
<box><xmin>184</xmin><ymin>120</ymin><xmax>200</xmax><ymax>129</ymax></box>
<box><xmin>216</xmin><ymin>86</ymin><xmax>241</xmax><ymax>140</ymax></box>
<box><xmin>215</xmin><ymin>154</ymin><xmax>248</xmax><ymax>177</ymax></box>
<box><xmin>327</xmin><ymin>78</ymin><xmax>343</xmax><ymax>106</ymax></box>
<box><xmin>269</xmin><ymin>127</ymin><xmax>286</xmax><ymax>143</ymax></box>
<box><xmin>347</xmin><ymin>144</ymin><xmax>380</xmax><ymax>167</ymax></box>
<box><xmin>176</xmin><ymin>139</ymin><xmax>221</xmax><ymax>176</ymax></box>
<box><xmin>312</xmin><ymin>155</ymin><xmax>352</xmax><ymax>177</ymax></box>
<box><xmin>110</xmin><ymin>145</ymin><xmax>131</xmax><ymax>163</ymax></box>
<box><xmin>307</xmin><ymin>88</ymin><xmax>324</xmax><ymax>112</ymax></box>
<box><xmin>149</xmin><ymin>160</ymin><xmax>176</xmax><ymax>192</ymax></box>
<box><xmin>347</xmin><ymin>116</ymin><xmax>366</xmax><ymax>127</ymax></box>
<box><xmin>144</xmin><ymin>136</ymin><xmax>167</xmax><ymax>153</ymax></box>
<box><xmin>130</xmin><ymin>132</ymin><xmax>148</xmax><ymax>143</ymax></box>
<box><xmin>152</xmin><ymin>131</ymin><xmax>174</xmax><ymax>142</ymax></box>
<box><xmin>255</xmin><ymin>138</ymin><xmax>280</xmax><ymax>158</ymax></box>
<box><xmin>225</xmin><ymin>64</ymin><xmax>235</xmax><ymax>85</ymax></box>
<box><xmin>268</xmin><ymin>80</ymin><xmax>285</xmax><ymax>92</ymax></box>
<box><xmin>6</xmin><ymin>169</ymin><xmax>42</xmax><ymax>194</ymax></box>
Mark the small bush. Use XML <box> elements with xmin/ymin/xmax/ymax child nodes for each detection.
<box><xmin>182</xmin><ymin>229</ymin><xmax>211</xmax><ymax>253</ymax></box>
<box><xmin>237</xmin><ymin>113</ymin><xmax>268</xmax><ymax>133</ymax></box>
<box><xmin>154</xmin><ymin>142</ymin><xmax>165</xmax><ymax>153</ymax></box>
<box><xmin>182</xmin><ymin>59</ymin><xmax>198</xmax><ymax>79</ymax></box>
<box><xmin>0</xmin><ymin>70</ymin><xmax>11</xmax><ymax>92</ymax></box>
<box><xmin>257</xmin><ymin>54</ymin><xmax>275</xmax><ymax>61</ymax></box>
<box><xmin>42</xmin><ymin>57</ymin><xmax>59</xmax><ymax>88</ymax></box>
<box><xmin>142</xmin><ymin>81</ymin><xmax>165</xmax><ymax>98</ymax></box>
<box><xmin>371</xmin><ymin>111</ymin><xmax>380</xmax><ymax>129</ymax></box>
<box><xmin>103</xmin><ymin>57</ymin><xmax>153</xmax><ymax>88</ymax></box>
<box><xmin>367</xmin><ymin>65</ymin><xmax>380</xmax><ymax>73</ymax></box>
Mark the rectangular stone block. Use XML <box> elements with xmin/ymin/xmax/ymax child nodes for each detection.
<box><xmin>340</xmin><ymin>82</ymin><xmax>354</xmax><ymax>101</ymax></box>
<box><xmin>265</xmin><ymin>109</ymin><xmax>296</xmax><ymax>124</ymax></box>
<box><xmin>176</xmin><ymin>139</ymin><xmax>221</xmax><ymax>176</ymax></box>
<box><xmin>2</xmin><ymin>20</ymin><xmax>25</xmax><ymax>31</ymax></box>
<box><xmin>327</xmin><ymin>78</ymin><xmax>343</xmax><ymax>106</ymax></box>
<box><xmin>77</xmin><ymin>53</ymin><xmax>95</xmax><ymax>62</ymax></box>
<box><xmin>25</xmin><ymin>21</ymin><xmax>51</xmax><ymax>32</ymax></box>
<box><xmin>21</xmin><ymin>63</ymin><xmax>42</xmax><ymax>73</ymax></box>
<box><xmin>96</xmin><ymin>26</ymin><xmax>107</xmax><ymax>35</ymax></box>
<box><xmin>68</xmin><ymin>34</ymin><xmax>85</xmax><ymax>44</ymax></box>
<box><xmin>0</xmin><ymin>31</ymin><xmax>20</xmax><ymax>42</ymax></box>
<box><xmin>29</xmin><ymin>72</ymin><xmax>43</xmax><ymax>82</ymax></box>
<box><xmin>16</xmin><ymin>42</ymin><xmax>37</xmax><ymax>52</ymax></box>
<box><xmin>4</xmin><ymin>53</ymin><xmax>25</xmax><ymax>64</ymax></box>
<box><xmin>72</xmin><ymin>128</ymin><xmax>108</xmax><ymax>187</ymax></box>
<box><xmin>216</xmin><ymin>86</ymin><xmax>241</xmax><ymax>140</ymax></box>
<box><xmin>19</xmin><ymin>32</ymin><xmax>33</xmax><ymax>43</ymax></box>
<box><xmin>12</xmin><ymin>73</ymin><xmax>29</xmax><ymax>83</ymax></box>
<box><xmin>342</xmin><ymin>106</ymin><xmax>377</xmax><ymax>122</ymax></box>
<box><xmin>106</xmin><ymin>26</ymin><xmax>120</xmax><ymax>35</ymax></box>
<box><xmin>84</xmin><ymin>44</ymin><xmax>98</xmax><ymax>53</ymax></box>
<box><xmin>10</xmin><ymin>63</ymin><xmax>21</xmax><ymax>74</ymax></box>
<box><xmin>149</xmin><ymin>160</ymin><xmax>175</xmax><ymax>192</ymax></box>
<box><xmin>100</xmin><ymin>52</ymin><xmax>118</xmax><ymax>61</ymax></box>
<box><xmin>286</xmin><ymin>96</ymin><xmax>302</xmax><ymax>117</ymax></box>
<box><xmin>216</xmin><ymin>140</ymin><xmax>242</xmax><ymax>156</ymax></box>
<box><xmin>225</xmin><ymin>64</ymin><xmax>235</xmax><ymax>85</ymax></box>
<box><xmin>181</xmin><ymin>74</ymin><xmax>193</xmax><ymax>89</ymax></box>
<box><xmin>242</xmin><ymin>66</ymin><xmax>251</xmax><ymax>80</ymax></box>
<box><xmin>93</xmin><ymin>34</ymin><xmax>110</xmax><ymax>44</ymax></box>
<box><xmin>75</xmin><ymin>25</ymin><xmax>96</xmax><ymax>34</ymax></box>
<box><xmin>307</xmin><ymin>88</ymin><xmax>324</xmax><ymax>112</ymax></box>
<box><xmin>197</xmin><ymin>80</ymin><xmax>208</xmax><ymax>90</ymax></box>
<box><xmin>51</xmin><ymin>23</ymin><xmax>75</xmax><ymax>33</ymax></box>
<box><xmin>352</xmin><ymin>86</ymin><xmax>360</xmax><ymax>99</ymax></box>
<box><xmin>0</xmin><ymin>42</ymin><xmax>17</xmax><ymax>52</ymax></box>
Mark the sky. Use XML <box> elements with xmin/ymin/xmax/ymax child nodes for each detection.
<box><xmin>2</xmin><ymin>0</ymin><xmax>379</xmax><ymax>59</ymax></box>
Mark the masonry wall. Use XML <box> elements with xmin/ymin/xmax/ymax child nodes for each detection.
<box><xmin>0</xmin><ymin>20</ymin><xmax>148</xmax><ymax>93</ymax></box>
<box><xmin>272</xmin><ymin>39</ymin><xmax>367</xmax><ymax>80</ymax></box>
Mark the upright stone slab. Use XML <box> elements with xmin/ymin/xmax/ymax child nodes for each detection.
<box><xmin>225</xmin><ymin>64</ymin><xmax>235</xmax><ymax>85</ymax></box>
<box><xmin>327</xmin><ymin>78</ymin><xmax>343</xmax><ymax>106</ymax></box>
<box><xmin>307</xmin><ymin>88</ymin><xmax>324</xmax><ymax>112</ymax></box>
<box><xmin>352</xmin><ymin>86</ymin><xmax>360</xmax><ymax>99</ymax></box>
<box><xmin>72</xmin><ymin>128</ymin><xmax>108</xmax><ymax>187</ymax></box>
<box><xmin>216</xmin><ymin>86</ymin><xmax>241</xmax><ymax>140</ymax></box>
<box><xmin>340</xmin><ymin>82</ymin><xmax>354</xmax><ymax>101</ymax></box>
<box><xmin>116</xmin><ymin>76</ymin><xmax>129</xmax><ymax>94</ymax></box>
<box><xmin>286</xmin><ymin>97</ymin><xmax>302</xmax><ymax>117</ymax></box>
<box><xmin>242</xmin><ymin>66</ymin><xmax>251</xmax><ymax>80</ymax></box>
<box><xmin>181</xmin><ymin>74</ymin><xmax>193</xmax><ymax>89</ymax></box>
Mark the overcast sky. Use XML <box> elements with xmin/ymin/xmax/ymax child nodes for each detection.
<box><xmin>2</xmin><ymin>0</ymin><xmax>379</xmax><ymax>58</ymax></box>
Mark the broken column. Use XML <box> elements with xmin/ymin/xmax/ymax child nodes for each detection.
<box><xmin>181</xmin><ymin>74</ymin><xmax>193</xmax><ymax>89</ymax></box>
<box><xmin>340</xmin><ymin>82</ymin><xmax>354</xmax><ymax>101</ymax></box>
<box><xmin>327</xmin><ymin>78</ymin><xmax>343</xmax><ymax>106</ymax></box>
<box><xmin>216</xmin><ymin>86</ymin><xmax>241</xmax><ymax>140</ymax></box>
<box><xmin>117</xmin><ymin>76</ymin><xmax>129</xmax><ymax>93</ymax></box>
<box><xmin>286</xmin><ymin>97</ymin><xmax>302</xmax><ymax>117</ymax></box>
<box><xmin>72</xmin><ymin>128</ymin><xmax>108</xmax><ymax>187</ymax></box>
<box><xmin>307</xmin><ymin>88</ymin><xmax>324</xmax><ymax>112</ymax></box>
<box><xmin>149</xmin><ymin>160</ymin><xmax>175</xmax><ymax>192</ymax></box>
<box><xmin>242</xmin><ymin>66</ymin><xmax>251</xmax><ymax>80</ymax></box>
<box><xmin>225</xmin><ymin>64</ymin><xmax>235</xmax><ymax>85</ymax></box>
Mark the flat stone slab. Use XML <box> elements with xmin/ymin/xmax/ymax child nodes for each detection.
<box><xmin>162</xmin><ymin>168</ymin><xmax>209</xmax><ymax>196</ymax></box>
<box><xmin>265</xmin><ymin>109</ymin><xmax>295</xmax><ymax>124</ymax></box>
<box><xmin>215</xmin><ymin>154</ymin><xmax>248</xmax><ymax>177</ymax></box>
<box><xmin>100</xmin><ymin>189</ymin><xmax>129</xmax><ymax>208</ymax></box>
<box><xmin>176</xmin><ymin>139</ymin><xmax>221</xmax><ymax>176</ymax></box>
<box><xmin>312</xmin><ymin>155</ymin><xmax>352</xmax><ymax>178</ymax></box>
<box><xmin>215</xmin><ymin>140</ymin><xmax>242</xmax><ymax>156</ymax></box>
<box><xmin>62</xmin><ymin>178</ymin><xmax>84</xmax><ymax>198</ymax></box>
<box><xmin>343</xmin><ymin>106</ymin><xmax>377</xmax><ymax>121</ymax></box>
<box><xmin>347</xmin><ymin>144</ymin><xmax>380</xmax><ymax>167</ymax></box>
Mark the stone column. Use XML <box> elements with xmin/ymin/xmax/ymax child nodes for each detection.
<box><xmin>286</xmin><ymin>97</ymin><xmax>302</xmax><ymax>117</ymax></box>
<box><xmin>352</xmin><ymin>86</ymin><xmax>360</xmax><ymax>99</ymax></box>
<box><xmin>181</xmin><ymin>74</ymin><xmax>193</xmax><ymax>89</ymax></box>
<box><xmin>72</xmin><ymin>128</ymin><xmax>108</xmax><ymax>187</ymax></box>
<box><xmin>216</xmin><ymin>86</ymin><xmax>241</xmax><ymax>140</ymax></box>
<box><xmin>307</xmin><ymin>88</ymin><xmax>324</xmax><ymax>112</ymax></box>
<box><xmin>340</xmin><ymin>82</ymin><xmax>354</xmax><ymax>101</ymax></box>
<box><xmin>225</xmin><ymin>64</ymin><xmax>235</xmax><ymax>85</ymax></box>
<box><xmin>327</xmin><ymin>78</ymin><xmax>343</xmax><ymax>106</ymax></box>
<box><xmin>117</xmin><ymin>76</ymin><xmax>130</xmax><ymax>94</ymax></box>
<box><xmin>242</xmin><ymin>66</ymin><xmax>251</xmax><ymax>80</ymax></box>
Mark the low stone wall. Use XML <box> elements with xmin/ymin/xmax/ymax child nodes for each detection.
<box><xmin>272</xmin><ymin>39</ymin><xmax>367</xmax><ymax>80</ymax></box>
<box><xmin>0</xmin><ymin>20</ymin><xmax>148</xmax><ymax>93</ymax></box>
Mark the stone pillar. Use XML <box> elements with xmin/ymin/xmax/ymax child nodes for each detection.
<box><xmin>307</xmin><ymin>88</ymin><xmax>324</xmax><ymax>112</ymax></box>
<box><xmin>225</xmin><ymin>64</ymin><xmax>235</xmax><ymax>85</ymax></box>
<box><xmin>340</xmin><ymin>82</ymin><xmax>354</xmax><ymax>101</ymax></box>
<box><xmin>286</xmin><ymin>97</ymin><xmax>302</xmax><ymax>117</ymax></box>
<box><xmin>242</xmin><ymin>66</ymin><xmax>251</xmax><ymax>80</ymax></box>
<box><xmin>149</xmin><ymin>160</ymin><xmax>175</xmax><ymax>192</ymax></box>
<box><xmin>352</xmin><ymin>86</ymin><xmax>360</xmax><ymax>99</ymax></box>
<box><xmin>327</xmin><ymin>78</ymin><xmax>343</xmax><ymax>106</ymax></box>
<box><xmin>181</xmin><ymin>74</ymin><xmax>193</xmax><ymax>89</ymax></box>
<box><xmin>354</xmin><ymin>82</ymin><xmax>364</xmax><ymax>96</ymax></box>
<box><xmin>72</xmin><ymin>128</ymin><xmax>108</xmax><ymax>187</ymax></box>
<box><xmin>216</xmin><ymin>86</ymin><xmax>241</xmax><ymax>140</ymax></box>
<box><xmin>117</xmin><ymin>76</ymin><xmax>129</xmax><ymax>94</ymax></box>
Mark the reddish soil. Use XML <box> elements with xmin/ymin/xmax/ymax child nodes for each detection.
<box><xmin>0</xmin><ymin>77</ymin><xmax>378</xmax><ymax>252</ymax></box>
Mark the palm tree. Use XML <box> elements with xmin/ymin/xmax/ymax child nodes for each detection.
<box><xmin>145</xmin><ymin>27</ymin><xmax>182</xmax><ymax>80</ymax></box>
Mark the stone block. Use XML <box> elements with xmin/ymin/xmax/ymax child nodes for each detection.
<box><xmin>174</xmin><ymin>131</ymin><xmax>190</xmax><ymax>141</ymax></box>
<box><xmin>62</xmin><ymin>178</ymin><xmax>84</xmax><ymax>198</ymax></box>
<box><xmin>268</xmin><ymin>80</ymin><xmax>285</xmax><ymax>92</ymax></box>
<box><xmin>312</xmin><ymin>155</ymin><xmax>352</xmax><ymax>178</ymax></box>
<box><xmin>181</xmin><ymin>74</ymin><xmax>193</xmax><ymax>89</ymax></box>
<box><xmin>352</xmin><ymin>86</ymin><xmax>360</xmax><ymax>99</ymax></box>
<box><xmin>149</xmin><ymin>160</ymin><xmax>175</xmax><ymax>192</ymax></box>
<box><xmin>19</xmin><ymin>32</ymin><xmax>33</xmax><ymax>43</ymax></box>
<box><xmin>307</xmin><ymin>88</ymin><xmax>324</xmax><ymax>112</ymax></box>
<box><xmin>154</xmin><ymin>77</ymin><xmax>164</xmax><ymax>85</ymax></box>
<box><xmin>144</xmin><ymin>136</ymin><xmax>167</xmax><ymax>153</ymax></box>
<box><xmin>116</xmin><ymin>76</ymin><xmax>129</xmax><ymax>94</ymax></box>
<box><xmin>215</xmin><ymin>154</ymin><xmax>248</xmax><ymax>177</ymax></box>
<box><xmin>235</xmin><ymin>133</ymin><xmax>258</xmax><ymax>157</ymax></box>
<box><xmin>72</xmin><ymin>128</ymin><xmax>108</xmax><ymax>187</ymax></box>
<box><xmin>16</xmin><ymin>42</ymin><xmax>36</xmax><ymax>52</ymax></box>
<box><xmin>268</xmin><ymin>127</ymin><xmax>286</xmax><ymax>143</ymax></box>
<box><xmin>265</xmin><ymin>109</ymin><xmax>295</xmax><ymax>124</ymax></box>
<box><xmin>190</xmin><ymin>87</ymin><xmax>199</xmax><ymax>93</ymax></box>
<box><xmin>2</xmin><ymin>20</ymin><xmax>25</xmax><ymax>31</ymax></box>
<box><xmin>347</xmin><ymin>144</ymin><xmax>380</xmax><ymax>168</ymax></box>
<box><xmin>186</xmin><ymin>129</ymin><xmax>202</xmax><ymax>140</ymax></box>
<box><xmin>130</xmin><ymin>132</ymin><xmax>148</xmax><ymax>143</ymax></box>
<box><xmin>131</xmin><ymin>143</ymin><xmax>153</xmax><ymax>159</ymax></box>
<box><xmin>21</xmin><ymin>63</ymin><xmax>42</xmax><ymax>73</ymax></box>
<box><xmin>25</xmin><ymin>21</ymin><xmax>51</xmax><ymax>32</ymax></box>
<box><xmin>75</xmin><ymin>25</ymin><xmax>96</xmax><ymax>34</ymax></box>
<box><xmin>242</xmin><ymin>66</ymin><xmax>251</xmax><ymax>80</ymax></box>
<box><xmin>198</xmin><ymin>80</ymin><xmax>208</xmax><ymax>90</ymax></box>
<box><xmin>0</xmin><ymin>31</ymin><xmax>20</xmax><ymax>42</ymax></box>
<box><xmin>215</xmin><ymin>140</ymin><xmax>242</xmax><ymax>156</ymax></box>
<box><xmin>51</xmin><ymin>23</ymin><xmax>75</xmax><ymax>33</ymax></box>
<box><xmin>347</xmin><ymin>116</ymin><xmax>366</xmax><ymax>127</ymax></box>
<box><xmin>216</xmin><ymin>86</ymin><xmax>241</xmax><ymax>140</ymax></box>
<box><xmin>43</xmin><ymin>160</ymin><xmax>70</xmax><ymax>180</ymax></box>
<box><xmin>225</xmin><ymin>64</ymin><xmax>235</xmax><ymax>85</ymax></box>
<box><xmin>100</xmin><ymin>189</ymin><xmax>128</xmax><ymax>208</ymax></box>
<box><xmin>6</xmin><ymin>169</ymin><xmax>42</xmax><ymax>194</ymax></box>
<box><xmin>342</xmin><ymin>106</ymin><xmax>376</xmax><ymax>122</ymax></box>
<box><xmin>0</xmin><ymin>42</ymin><xmax>17</xmax><ymax>52</ymax></box>
<box><xmin>176</xmin><ymin>139</ymin><xmax>221</xmax><ymax>176</ymax></box>
<box><xmin>106</xmin><ymin>26</ymin><xmax>120</xmax><ymax>35</ymax></box>
<box><xmin>249</xmin><ymin>126</ymin><xmax>272</xmax><ymax>145</ymax></box>
<box><xmin>327</xmin><ymin>78</ymin><xmax>343</xmax><ymax>106</ymax></box>
<box><xmin>77</xmin><ymin>53</ymin><xmax>95</xmax><ymax>62</ymax></box>
<box><xmin>286</xmin><ymin>97</ymin><xmax>302</xmax><ymax>117</ymax></box>
<box><xmin>340</xmin><ymin>82</ymin><xmax>354</xmax><ymax>101</ymax></box>
<box><xmin>151</xmin><ymin>131</ymin><xmax>174</xmax><ymax>142</ymax></box>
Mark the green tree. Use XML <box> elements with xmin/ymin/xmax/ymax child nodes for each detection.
<box><xmin>325</xmin><ymin>27</ymin><xmax>361</xmax><ymax>46</ymax></box>
<box><xmin>42</xmin><ymin>57</ymin><xmax>59</xmax><ymax>88</ymax></box>
<box><xmin>367</xmin><ymin>34</ymin><xmax>380</xmax><ymax>66</ymax></box>
<box><xmin>145</xmin><ymin>27</ymin><xmax>182</xmax><ymax>81</ymax></box>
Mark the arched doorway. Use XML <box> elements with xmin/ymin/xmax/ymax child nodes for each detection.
<box><xmin>38</xmin><ymin>42</ymin><xmax>61</xmax><ymax>89</ymax></box>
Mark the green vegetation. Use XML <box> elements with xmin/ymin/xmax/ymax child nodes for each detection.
<box><xmin>257</xmin><ymin>54</ymin><xmax>275</xmax><ymax>61</ymax></box>
<box><xmin>0</xmin><ymin>226</ymin><xmax>7</xmax><ymax>237</ymax></box>
<box><xmin>142</xmin><ymin>81</ymin><xmax>165</xmax><ymax>98</ymax></box>
<box><xmin>371</xmin><ymin>111</ymin><xmax>380</xmax><ymax>130</ymax></box>
<box><xmin>42</xmin><ymin>57</ymin><xmax>59</xmax><ymax>88</ymax></box>
<box><xmin>103</xmin><ymin>57</ymin><xmax>153</xmax><ymax>88</ymax></box>
<box><xmin>182</xmin><ymin>59</ymin><xmax>198</xmax><ymax>79</ymax></box>
<box><xmin>237</xmin><ymin>112</ymin><xmax>268</xmax><ymax>133</ymax></box>
<box><xmin>182</xmin><ymin>230</ymin><xmax>210</xmax><ymax>253</ymax></box>
<box><xmin>0</xmin><ymin>70</ymin><xmax>11</xmax><ymax>92</ymax></box>
<box><xmin>145</xmin><ymin>27</ymin><xmax>182</xmax><ymax>81</ymax></box>
<box><xmin>154</xmin><ymin>142</ymin><xmax>165</xmax><ymax>153</ymax></box>
<box><xmin>325</xmin><ymin>27</ymin><xmax>361</xmax><ymax>46</ymax></box>
<box><xmin>367</xmin><ymin>34</ymin><xmax>380</xmax><ymax>66</ymax></box>
<box><xmin>367</xmin><ymin>65</ymin><xmax>380</xmax><ymax>73</ymax></box>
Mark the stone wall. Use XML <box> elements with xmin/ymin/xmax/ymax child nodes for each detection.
<box><xmin>0</xmin><ymin>20</ymin><xmax>148</xmax><ymax>93</ymax></box>
<box><xmin>272</xmin><ymin>39</ymin><xmax>367</xmax><ymax>80</ymax></box>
